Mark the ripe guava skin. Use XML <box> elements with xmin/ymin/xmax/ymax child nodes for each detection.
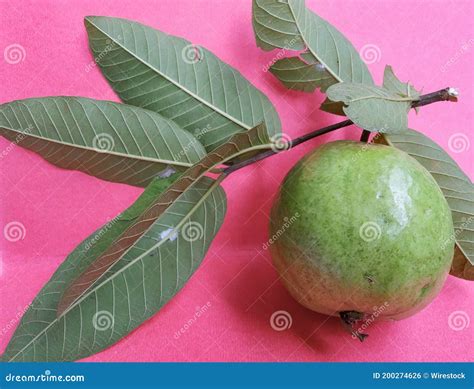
<box><xmin>270</xmin><ymin>141</ymin><xmax>454</xmax><ymax>320</ymax></box>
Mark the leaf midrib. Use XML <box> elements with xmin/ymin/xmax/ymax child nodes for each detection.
<box><xmin>86</xmin><ymin>17</ymin><xmax>252</xmax><ymax>132</ymax></box>
<box><xmin>347</xmin><ymin>95</ymin><xmax>414</xmax><ymax>103</ymax></box>
<box><xmin>287</xmin><ymin>2</ymin><xmax>342</xmax><ymax>83</ymax></box>
<box><xmin>0</xmin><ymin>126</ymin><xmax>193</xmax><ymax>168</ymax></box>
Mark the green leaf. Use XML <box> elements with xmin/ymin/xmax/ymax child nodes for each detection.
<box><xmin>1</xmin><ymin>174</ymin><xmax>225</xmax><ymax>361</ymax></box>
<box><xmin>268</xmin><ymin>53</ymin><xmax>334</xmax><ymax>93</ymax></box>
<box><xmin>319</xmin><ymin>97</ymin><xmax>346</xmax><ymax>116</ymax></box>
<box><xmin>85</xmin><ymin>16</ymin><xmax>281</xmax><ymax>152</ymax></box>
<box><xmin>0</xmin><ymin>97</ymin><xmax>206</xmax><ymax>187</ymax></box>
<box><xmin>2</xmin><ymin>123</ymin><xmax>271</xmax><ymax>361</ymax></box>
<box><xmin>326</xmin><ymin>83</ymin><xmax>418</xmax><ymax>133</ymax></box>
<box><xmin>383</xmin><ymin>65</ymin><xmax>420</xmax><ymax>99</ymax></box>
<box><xmin>252</xmin><ymin>0</ymin><xmax>373</xmax><ymax>94</ymax></box>
<box><xmin>379</xmin><ymin>129</ymin><xmax>474</xmax><ymax>280</ymax></box>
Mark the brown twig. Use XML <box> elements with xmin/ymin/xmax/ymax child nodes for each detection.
<box><xmin>224</xmin><ymin>87</ymin><xmax>458</xmax><ymax>175</ymax></box>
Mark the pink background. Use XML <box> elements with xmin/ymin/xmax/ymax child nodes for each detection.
<box><xmin>0</xmin><ymin>0</ymin><xmax>473</xmax><ymax>362</ymax></box>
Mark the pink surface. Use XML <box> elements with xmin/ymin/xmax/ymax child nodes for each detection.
<box><xmin>0</xmin><ymin>0</ymin><xmax>473</xmax><ymax>362</ymax></box>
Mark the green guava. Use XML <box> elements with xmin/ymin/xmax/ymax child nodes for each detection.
<box><xmin>269</xmin><ymin>140</ymin><xmax>454</xmax><ymax>327</ymax></box>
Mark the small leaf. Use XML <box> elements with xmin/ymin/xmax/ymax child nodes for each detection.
<box><xmin>451</xmin><ymin>246</ymin><xmax>474</xmax><ymax>281</ymax></box>
<box><xmin>319</xmin><ymin>97</ymin><xmax>345</xmax><ymax>116</ymax></box>
<box><xmin>377</xmin><ymin>129</ymin><xmax>474</xmax><ymax>280</ymax></box>
<box><xmin>269</xmin><ymin>53</ymin><xmax>334</xmax><ymax>93</ymax></box>
<box><xmin>85</xmin><ymin>16</ymin><xmax>281</xmax><ymax>152</ymax></box>
<box><xmin>326</xmin><ymin>83</ymin><xmax>418</xmax><ymax>133</ymax></box>
<box><xmin>252</xmin><ymin>0</ymin><xmax>373</xmax><ymax>93</ymax></box>
<box><xmin>0</xmin><ymin>97</ymin><xmax>206</xmax><ymax>187</ymax></box>
<box><xmin>2</xmin><ymin>124</ymin><xmax>272</xmax><ymax>361</ymax></box>
<box><xmin>383</xmin><ymin>65</ymin><xmax>420</xmax><ymax>99</ymax></box>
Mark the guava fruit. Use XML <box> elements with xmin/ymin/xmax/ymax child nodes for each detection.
<box><xmin>269</xmin><ymin>140</ymin><xmax>454</xmax><ymax>332</ymax></box>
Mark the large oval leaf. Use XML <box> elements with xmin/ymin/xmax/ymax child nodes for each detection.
<box><xmin>0</xmin><ymin>97</ymin><xmax>206</xmax><ymax>187</ymax></box>
<box><xmin>379</xmin><ymin>129</ymin><xmax>474</xmax><ymax>280</ymax></box>
<box><xmin>85</xmin><ymin>16</ymin><xmax>281</xmax><ymax>152</ymax></box>
<box><xmin>1</xmin><ymin>175</ymin><xmax>226</xmax><ymax>361</ymax></box>
<box><xmin>252</xmin><ymin>0</ymin><xmax>373</xmax><ymax>94</ymax></box>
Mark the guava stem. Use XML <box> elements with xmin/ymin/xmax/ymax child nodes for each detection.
<box><xmin>224</xmin><ymin>87</ymin><xmax>457</xmax><ymax>175</ymax></box>
<box><xmin>360</xmin><ymin>130</ymin><xmax>370</xmax><ymax>143</ymax></box>
<box><xmin>339</xmin><ymin>311</ymin><xmax>369</xmax><ymax>342</ymax></box>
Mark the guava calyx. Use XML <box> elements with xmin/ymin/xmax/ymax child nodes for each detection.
<box><xmin>339</xmin><ymin>311</ymin><xmax>369</xmax><ymax>342</ymax></box>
